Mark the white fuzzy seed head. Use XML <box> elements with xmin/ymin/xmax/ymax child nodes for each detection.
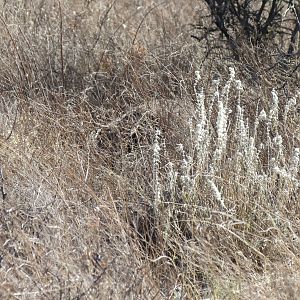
<box><xmin>176</xmin><ymin>143</ymin><xmax>184</xmax><ymax>155</ymax></box>
<box><xmin>235</xmin><ymin>79</ymin><xmax>242</xmax><ymax>91</ymax></box>
<box><xmin>284</xmin><ymin>97</ymin><xmax>297</xmax><ymax>123</ymax></box>
<box><xmin>269</xmin><ymin>89</ymin><xmax>279</xmax><ymax>124</ymax></box>
<box><xmin>215</xmin><ymin>100</ymin><xmax>228</xmax><ymax>162</ymax></box>
<box><xmin>229</xmin><ymin>67</ymin><xmax>235</xmax><ymax>81</ymax></box>
<box><xmin>273</xmin><ymin>134</ymin><xmax>282</xmax><ymax>146</ymax></box>
<box><xmin>195</xmin><ymin>70</ymin><xmax>201</xmax><ymax>82</ymax></box>
<box><xmin>259</xmin><ymin>109</ymin><xmax>267</xmax><ymax>121</ymax></box>
<box><xmin>153</xmin><ymin>130</ymin><xmax>161</xmax><ymax>158</ymax></box>
<box><xmin>207</xmin><ymin>179</ymin><xmax>226</xmax><ymax>209</ymax></box>
<box><xmin>153</xmin><ymin>129</ymin><xmax>161</xmax><ymax>208</ymax></box>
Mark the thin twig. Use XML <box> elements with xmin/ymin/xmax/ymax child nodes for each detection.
<box><xmin>5</xmin><ymin>101</ymin><xmax>18</xmax><ymax>141</ymax></box>
<box><xmin>0</xmin><ymin>167</ymin><xmax>7</xmax><ymax>201</ymax></box>
<box><xmin>131</xmin><ymin>2</ymin><xmax>166</xmax><ymax>48</ymax></box>
<box><xmin>58</xmin><ymin>1</ymin><xmax>65</xmax><ymax>95</ymax></box>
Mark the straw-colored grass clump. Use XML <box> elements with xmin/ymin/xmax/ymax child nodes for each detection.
<box><xmin>0</xmin><ymin>1</ymin><xmax>299</xmax><ymax>299</ymax></box>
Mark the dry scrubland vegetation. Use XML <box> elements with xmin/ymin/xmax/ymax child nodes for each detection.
<box><xmin>0</xmin><ymin>0</ymin><xmax>300</xmax><ymax>299</ymax></box>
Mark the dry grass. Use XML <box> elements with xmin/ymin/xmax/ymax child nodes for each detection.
<box><xmin>0</xmin><ymin>1</ymin><xmax>300</xmax><ymax>299</ymax></box>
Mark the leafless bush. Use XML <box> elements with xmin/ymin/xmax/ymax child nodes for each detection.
<box><xmin>0</xmin><ymin>0</ymin><xmax>299</xmax><ymax>299</ymax></box>
<box><xmin>193</xmin><ymin>0</ymin><xmax>300</xmax><ymax>89</ymax></box>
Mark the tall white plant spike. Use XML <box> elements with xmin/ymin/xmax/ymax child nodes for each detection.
<box><xmin>221</xmin><ymin>67</ymin><xmax>235</xmax><ymax>104</ymax></box>
<box><xmin>195</xmin><ymin>88</ymin><xmax>206</xmax><ymax>120</ymax></box>
<box><xmin>235</xmin><ymin>79</ymin><xmax>242</xmax><ymax>92</ymax></box>
<box><xmin>207</xmin><ymin>178</ymin><xmax>226</xmax><ymax>209</ymax></box>
<box><xmin>167</xmin><ymin>162</ymin><xmax>178</xmax><ymax>195</ymax></box>
<box><xmin>245</xmin><ymin>137</ymin><xmax>258</xmax><ymax>177</ymax></box>
<box><xmin>283</xmin><ymin>97</ymin><xmax>297</xmax><ymax>124</ymax></box>
<box><xmin>269</xmin><ymin>89</ymin><xmax>279</xmax><ymax>127</ymax></box>
<box><xmin>273</xmin><ymin>134</ymin><xmax>285</xmax><ymax>163</ymax></box>
<box><xmin>236</xmin><ymin>104</ymin><xmax>248</xmax><ymax>151</ymax></box>
<box><xmin>194</xmin><ymin>70</ymin><xmax>207</xmax><ymax>123</ymax></box>
<box><xmin>194</xmin><ymin>78</ymin><xmax>209</xmax><ymax>169</ymax></box>
<box><xmin>259</xmin><ymin>109</ymin><xmax>267</xmax><ymax>122</ymax></box>
<box><xmin>196</xmin><ymin>121</ymin><xmax>209</xmax><ymax>169</ymax></box>
<box><xmin>195</xmin><ymin>70</ymin><xmax>201</xmax><ymax>83</ymax></box>
<box><xmin>214</xmin><ymin>98</ymin><xmax>228</xmax><ymax>165</ymax></box>
<box><xmin>153</xmin><ymin>129</ymin><xmax>161</xmax><ymax>209</ymax></box>
<box><xmin>176</xmin><ymin>143</ymin><xmax>192</xmax><ymax>192</ymax></box>
<box><xmin>229</xmin><ymin>67</ymin><xmax>235</xmax><ymax>81</ymax></box>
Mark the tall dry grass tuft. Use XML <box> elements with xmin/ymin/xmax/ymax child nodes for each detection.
<box><xmin>0</xmin><ymin>0</ymin><xmax>299</xmax><ymax>299</ymax></box>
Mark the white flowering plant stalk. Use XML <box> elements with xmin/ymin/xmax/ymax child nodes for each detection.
<box><xmin>153</xmin><ymin>128</ymin><xmax>161</xmax><ymax>212</ymax></box>
<box><xmin>152</xmin><ymin>66</ymin><xmax>300</xmax><ymax>217</ymax></box>
<box><xmin>148</xmin><ymin>65</ymin><xmax>300</xmax><ymax>297</ymax></box>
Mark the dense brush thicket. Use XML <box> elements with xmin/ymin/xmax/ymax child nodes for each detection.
<box><xmin>193</xmin><ymin>0</ymin><xmax>300</xmax><ymax>90</ymax></box>
<box><xmin>0</xmin><ymin>1</ymin><xmax>299</xmax><ymax>299</ymax></box>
